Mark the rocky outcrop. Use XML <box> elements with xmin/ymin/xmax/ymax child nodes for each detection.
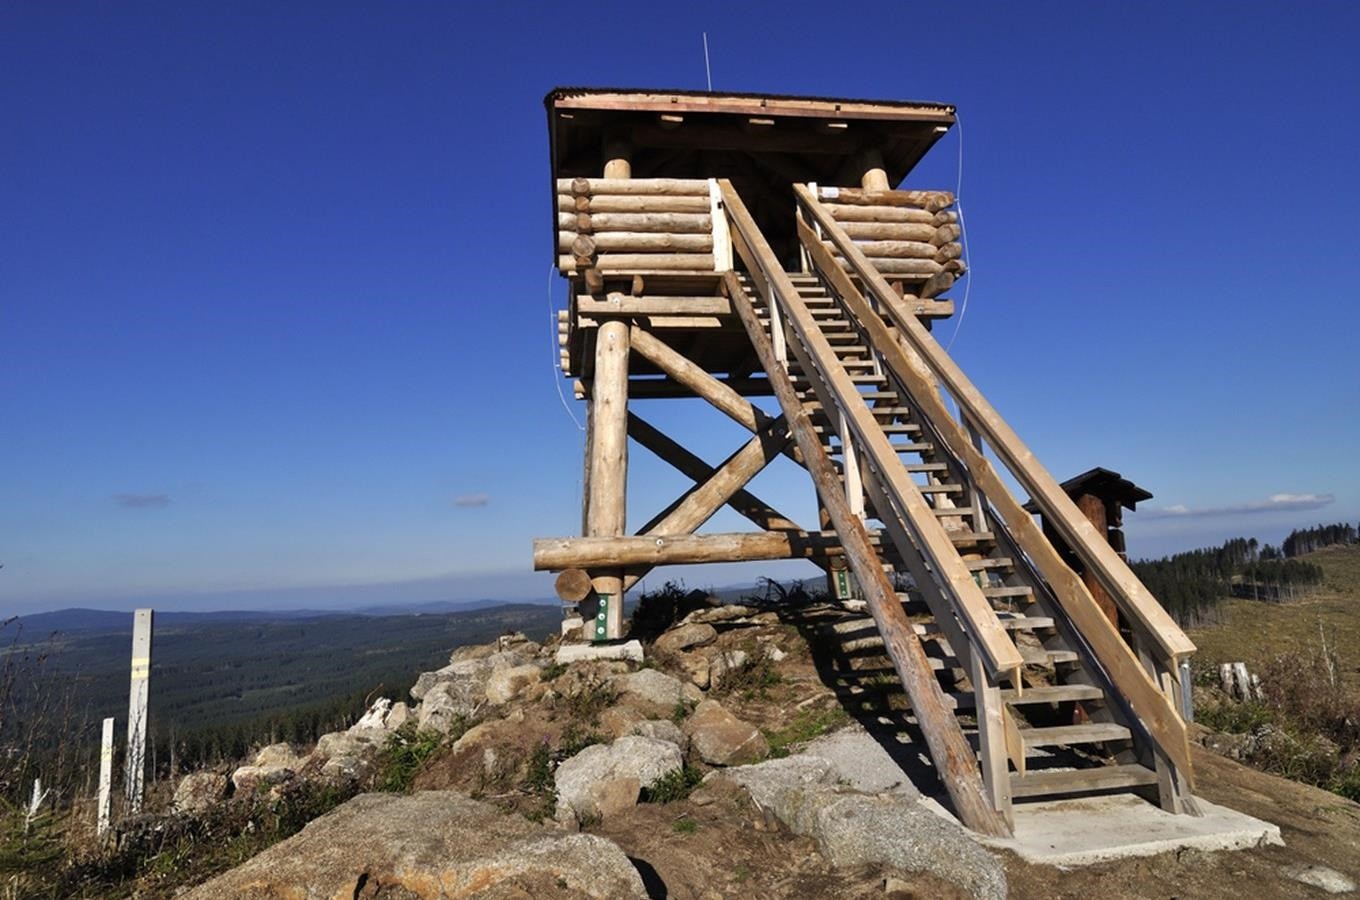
<box><xmin>654</xmin><ymin>622</ymin><xmax>717</xmax><ymax>654</ymax></box>
<box><xmin>610</xmin><ymin>668</ymin><xmax>698</xmax><ymax>713</ymax></box>
<box><xmin>182</xmin><ymin>791</ymin><xmax>647</xmax><ymax>899</ymax></box>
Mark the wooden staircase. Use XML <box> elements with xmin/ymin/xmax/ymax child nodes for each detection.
<box><xmin>716</xmin><ymin>181</ymin><xmax>1200</xmax><ymax>829</ymax></box>
<box><xmin>741</xmin><ymin>273</ymin><xmax>1166</xmax><ymax>807</ymax></box>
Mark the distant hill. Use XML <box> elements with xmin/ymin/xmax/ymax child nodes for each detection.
<box><xmin>4</xmin><ymin>602</ymin><xmax>562</xmax><ymax>769</ymax></box>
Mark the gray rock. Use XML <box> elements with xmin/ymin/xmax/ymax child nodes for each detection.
<box><xmin>172</xmin><ymin>772</ymin><xmax>229</xmax><ymax>814</ymax></box>
<box><xmin>679</xmin><ymin>652</ymin><xmax>711</xmax><ymax>689</ymax></box>
<box><xmin>814</xmin><ymin>793</ymin><xmax>1006</xmax><ymax>900</ymax></box>
<box><xmin>555</xmin><ymin>736</ymin><xmax>683</xmax><ymax>822</ymax></box>
<box><xmin>655</xmin><ymin>622</ymin><xmax>718</xmax><ymax>654</ymax></box>
<box><xmin>181</xmin><ymin>791</ymin><xmax>647</xmax><ymax>899</ymax></box>
<box><xmin>715</xmin><ymin>752</ymin><xmax>1004</xmax><ymax>900</ymax></box>
<box><xmin>314</xmin><ymin>729</ymin><xmax>384</xmax><ymax>761</ymax></box>
<box><xmin>449</xmin><ymin>642</ymin><xmax>495</xmax><ymax>663</ymax></box>
<box><xmin>351</xmin><ymin>698</ymin><xmax>392</xmax><ymax>732</ymax></box>
<box><xmin>417</xmin><ymin>678</ymin><xmax>482</xmax><ymax>733</ymax></box>
<box><xmin>384</xmin><ymin>701</ymin><xmax>410</xmax><ymax>731</ymax></box>
<box><xmin>632</xmin><ymin>719</ymin><xmax>688</xmax><ymax>751</ymax></box>
<box><xmin>683</xmin><ymin>699</ymin><xmax>769</xmax><ymax>766</ymax></box>
<box><xmin>587</xmin><ymin>775</ymin><xmax>641</xmax><ymax>820</ymax></box>
<box><xmin>1285</xmin><ymin>864</ymin><xmax>1357</xmax><ymax>894</ymax></box>
<box><xmin>252</xmin><ymin>742</ymin><xmax>304</xmax><ymax>769</ymax></box>
<box><xmin>802</xmin><ymin>725</ymin><xmax>918</xmax><ymax>796</ymax></box>
<box><xmin>556</xmin><ymin>639</ymin><xmax>645</xmax><ymax>664</ymax></box>
<box><xmin>230</xmin><ymin>764</ymin><xmax>294</xmax><ymax>794</ymax></box>
<box><xmin>484</xmin><ymin>662</ymin><xmax>542</xmax><ymax>704</ymax></box>
<box><xmin>612</xmin><ymin>668</ymin><xmax>691</xmax><ymax>711</ymax></box>
<box><xmin>682</xmin><ymin>604</ymin><xmax>758</xmax><ymax>625</ymax></box>
<box><xmin>715</xmin><ymin>755</ymin><xmax>835</xmax><ymax>833</ymax></box>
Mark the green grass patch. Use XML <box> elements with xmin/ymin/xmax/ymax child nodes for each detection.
<box><xmin>641</xmin><ymin>765</ymin><xmax>704</xmax><ymax>804</ymax></box>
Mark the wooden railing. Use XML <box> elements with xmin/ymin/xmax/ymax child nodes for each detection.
<box><xmin>717</xmin><ymin>181</ymin><xmax>1024</xmax><ymax>687</ymax></box>
<box><xmin>716</xmin><ymin>179</ymin><xmax>1011</xmax><ymax>837</ymax></box>
<box><xmin>792</xmin><ymin>183</ymin><xmax>1196</xmax><ymax>783</ymax></box>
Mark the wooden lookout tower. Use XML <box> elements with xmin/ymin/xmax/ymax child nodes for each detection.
<box><xmin>531</xmin><ymin>87</ymin><xmax>1199</xmax><ymax>836</ymax></box>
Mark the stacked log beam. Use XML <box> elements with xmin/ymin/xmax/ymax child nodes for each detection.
<box><xmin>557</xmin><ymin>178</ymin><xmax>716</xmax><ymax>276</ymax></box>
<box><xmin>816</xmin><ymin>187</ymin><xmax>966</xmax><ymax>297</ymax></box>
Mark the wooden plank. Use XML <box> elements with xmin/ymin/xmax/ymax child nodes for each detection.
<box><xmin>124</xmin><ymin>608</ymin><xmax>153</xmax><ymax>814</ymax></box>
<box><xmin>534</xmin><ymin>530</ymin><xmax>845</xmax><ymax>569</ymax></box>
<box><xmin>817</xmin><ymin>186</ymin><xmax>955</xmax><ymax>210</ymax></box>
<box><xmin>1003</xmin><ymin>706</ymin><xmax>1026</xmax><ymax>776</ymax></box>
<box><xmin>557</xmin><ymin>212</ymin><xmax>713</xmax><ymax>233</ymax></box>
<box><xmin>1009</xmin><ymin>764</ymin><xmax>1159</xmax><ymax>798</ymax></box>
<box><xmin>559</xmin><ymin>232</ymin><xmax>714</xmax><ymax>253</ymax></box>
<box><xmin>971</xmin><ymin>651</ymin><xmax>1014</xmax><ymax>827</ymax></box>
<box><xmin>552</xmin><ymin>91</ymin><xmax>956</xmax><ymax>125</ymax></box>
<box><xmin>560</xmin><ymin>253</ymin><xmax>716</xmax><ymax>272</ymax></box>
<box><xmin>557</xmin><ymin>177</ymin><xmax>710</xmax><ymax>196</ymax></box>
<box><xmin>719</xmin><ymin>190</ymin><xmax>1010</xmax><ymax>838</ymax></box>
<box><xmin>1020</xmin><ymin>723</ymin><xmax>1131</xmax><ymax>747</ymax></box>
<box><xmin>795</xmin><ymin>186</ymin><xmax>1198</xmax><ymax>783</ymax></box>
<box><xmin>576</xmin><ymin>294</ymin><xmax>732</xmax><ymax>316</ymax></box>
<box><xmin>558</xmin><ymin>193</ymin><xmax>711</xmax><ymax>214</ymax></box>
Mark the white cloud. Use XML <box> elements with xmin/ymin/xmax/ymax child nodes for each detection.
<box><xmin>453</xmin><ymin>494</ymin><xmax>489</xmax><ymax>508</ymax></box>
<box><xmin>1141</xmin><ymin>492</ymin><xmax>1334</xmax><ymax>520</ymax></box>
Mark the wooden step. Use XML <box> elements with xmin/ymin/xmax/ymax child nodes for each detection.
<box><xmin>983</xmin><ymin>586</ymin><xmax>1033</xmax><ymax>600</ymax></box>
<box><xmin>1021</xmin><ymin>647</ymin><xmax>1079</xmax><ymax>666</ymax></box>
<box><xmin>1000</xmin><ymin>684</ymin><xmax>1104</xmax><ymax>704</ymax></box>
<box><xmin>1009</xmin><ymin>764</ymin><xmax>1159</xmax><ymax>799</ymax></box>
<box><xmin>892</xmin><ymin>441</ymin><xmax>935</xmax><ymax>454</ymax></box>
<box><xmin>948</xmin><ymin>530</ymin><xmax>995</xmax><ymax>547</ymax></box>
<box><xmin>966</xmin><ymin>557</ymin><xmax>1014</xmax><ymax>571</ymax></box>
<box><xmin>996</xmin><ymin>615</ymin><xmax>1055</xmax><ymax>631</ymax></box>
<box><xmin>931</xmin><ymin>505</ymin><xmax>974</xmax><ymax>516</ymax></box>
<box><xmin>1020</xmin><ymin>722</ymin><xmax>1130</xmax><ymax>748</ymax></box>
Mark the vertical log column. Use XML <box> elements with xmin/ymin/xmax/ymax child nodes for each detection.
<box><xmin>857</xmin><ymin>147</ymin><xmax>891</xmax><ymax>191</ymax></box>
<box><xmin>585</xmin><ymin>137</ymin><xmax>633</xmax><ymax>641</ymax></box>
<box><xmin>588</xmin><ymin>320</ymin><xmax>630</xmax><ymax>640</ymax></box>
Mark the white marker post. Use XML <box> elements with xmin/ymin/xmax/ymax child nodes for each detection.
<box><xmin>97</xmin><ymin>716</ymin><xmax>114</xmax><ymax>836</ymax></box>
<box><xmin>125</xmin><ymin>609</ymin><xmax>153</xmax><ymax>815</ymax></box>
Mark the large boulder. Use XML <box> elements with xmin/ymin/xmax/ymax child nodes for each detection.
<box><xmin>555</xmin><ymin>736</ymin><xmax>683</xmax><ymax>822</ymax></box>
<box><xmin>683</xmin><ymin>699</ymin><xmax>769</xmax><ymax>766</ymax></box>
<box><xmin>251</xmin><ymin>742</ymin><xmax>305</xmax><ymax>770</ymax></box>
<box><xmin>172</xmin><ymin>771</ymin><xmax>229</xmax><ymax>814</ymax></box>
<box><xmin>182</xmin><ymin>791</ymin><xmax>647</xmax><ymax>899</ymax></box>
<box><xmin>417</xmin><ymin>678</ymin><xmax>482</xmax><ymax>733</ymax></box>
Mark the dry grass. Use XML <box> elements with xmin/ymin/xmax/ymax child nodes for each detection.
<box><xmin>1188</xmin><ymin>544</ymin><xmax>1360</xmax><ymax>689</ymax></box>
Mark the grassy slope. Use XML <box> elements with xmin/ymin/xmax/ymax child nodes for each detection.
<box><xmin>1188</xmin><ymin>543</ymin><xmax>1360</xmax><ymax>679</ymax></box>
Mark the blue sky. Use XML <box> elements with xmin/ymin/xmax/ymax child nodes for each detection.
<box><xmin>3</xmin><ymin>1</ymin><xmax>1357</xmax><ymax>615</ymax></box>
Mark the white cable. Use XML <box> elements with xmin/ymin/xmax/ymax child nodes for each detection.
<box><xmin>547</xmin><ymin>264</ymin><xmax>585</xmax><ymax>431</ymax></box>
<box><xmin>944</xmin><ymin>111</ymin><xmax>972</xmax><ymax>352</ymax></box>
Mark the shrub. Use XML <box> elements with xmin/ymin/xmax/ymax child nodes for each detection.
<box><xmin>377</xmin><ymin>726</ymin><xmax>447</xmax><ymax>793</ymax></box>
<box><xmin>641</xmin><ymin>766</ymin><xmax>703</xmax><ymax>804</ymax></box>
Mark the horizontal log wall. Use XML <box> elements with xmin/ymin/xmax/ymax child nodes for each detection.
<box><xmin>816</xmin><ymin>187</ymin><xmax>966</xmax><ymax>291</ymax></box>
<box><xmin>558</xmin><ymin>178</ymin><xmax>720</xmax><ymax>277</ymax></box>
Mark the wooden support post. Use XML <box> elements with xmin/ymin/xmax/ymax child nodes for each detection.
<box><xmin>603</xmin><ymin>139</ymin><xmax>632</xmax><ymax>180</ymax></box>
<box><xmin>124</xmin><ymin>608</ymin><xmax>152</xmax><ymax>814</ymax></box>
<box><xmin>97</xmin><ymin>716</ymin><xmax>114</xmax><ymax>837</ymax></box>
<box><xmin>587</xmin><ymin>321</ymin><xmax>629</xmax><ymax>640</ymax></box>
<box><xmin>858</xmin><ymin>147</ymin><xmax>891</xmax><ymax>191</ymax></box>
<box><xmin>970</xmin><ymin>653</ymin><xmax>1014</xmax><ymax>829</ymax></box>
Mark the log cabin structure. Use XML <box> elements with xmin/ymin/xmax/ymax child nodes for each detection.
<box><xmin>531</xmin><ymin>87</ymin><xmax>1199</xmax><ymax>836</ymax></box>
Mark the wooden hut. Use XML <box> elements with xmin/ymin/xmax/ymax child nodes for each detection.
<box><xmin>532</xmin><ymin>87</ymin><xmax>1198</xmax><ymax>836</ymax></box>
